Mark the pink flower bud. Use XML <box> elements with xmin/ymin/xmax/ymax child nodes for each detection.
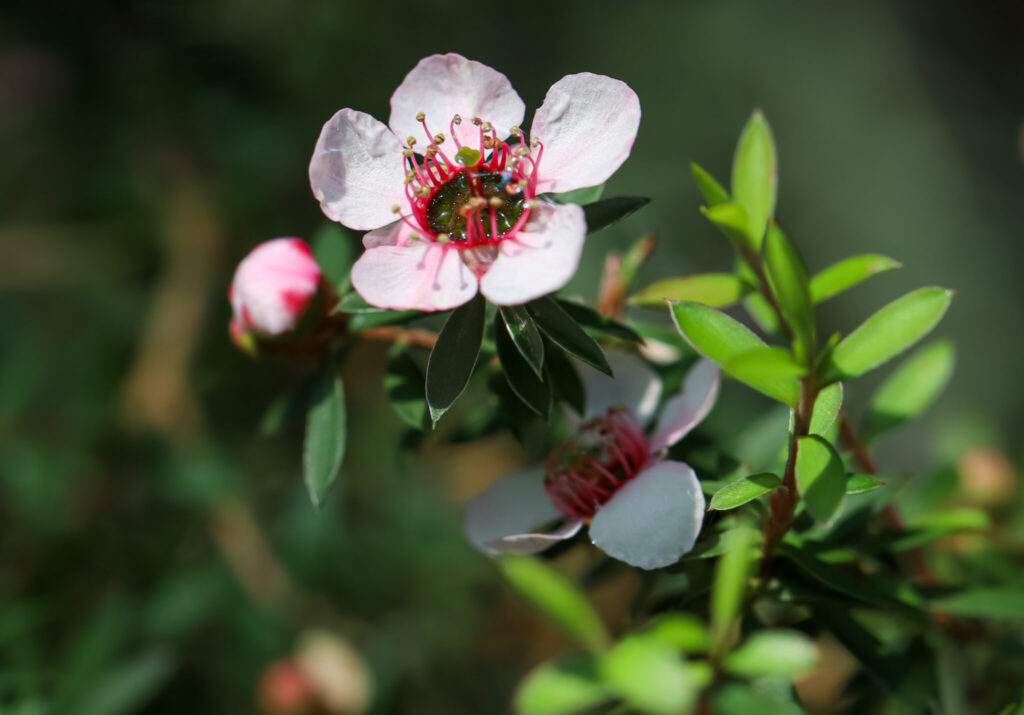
<box><xmin>257</xmin><ymin>660</ymin><xmax>316</xmax><ymax>715</ymax></box>
<box><xmin>230</xmin><ymin>238</ymin><xmax>322</xmax><ymax>337</ymax></box>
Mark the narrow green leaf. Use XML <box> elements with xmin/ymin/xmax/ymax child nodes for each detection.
<box><xmin>846</xmin><ymin>473</ymin><xmax>883</xmax><ymax>495</ymax></box>
<box><xmin>630</xmin><ymin>273</ymin><xmax>746</xmax><ymax>308</ymax></box>
<box><xmin>710</xmin><ymin>473</ymin><xmax>782</xmax><ymax>511</ymax></box>
<box><xmin>499</xmin><ymin>555</ymin><xmax>610</xmax><ymax>652</ymax></box>
<box><xmin>795</xmin><ymin>435</ymin><xmax>845</xmax><ymax>522</ymax></box>
<box><xmin>723</xmin><ymin>347</ymin><xmax>805</xmax><ymax>406</ymax></box>
<box><xmin>731</xmin><ymin>110</ymin><xmax>777</xmax><ymax>249</ymax></box>
<box><xmin>779</xmin><ymin>544</ymin><xmax>909</xmax><ymax>611</ymax></box>
<box><xmin>763</xmin><ymin>223</ymin><xmax>815</xmax><ymax>358</ymax></box>
<box><xmin>867</xmin><ymin>339</ymin><xmax>955</xmax><ymax>438</ymax></box>
<box><xmin>499</xmin><ymin>305</ymin><xmax>545</xmax><ymax>377</ymax></box>
<box><xmin>334</xmin><ymin>292</ymin><xmax>385</xmax><ymax>314</ymax></box>
<box><xmin>515</xmin><ymin>657</ymin><xmax>609</xmax><ymax>715</ymax></box>
<box><xmin>557</xmin><ymin>299</ymin><xmax>642</xmax><ymax>343</ymax></box>
<box><xmin>73</xmin><ymin>651</ymin><xmax>175</xmax><ymax>715</ymax></box>
<box><xmin>582</xmin><ymin>196</ymin><xmax>650</xmax><ymax>234</ymax></box>
<box><xmin>826</xmin><ymin>287</ymin><xmax>953</xmax><ymax>381</ymax></box>
<box><xmin>641</xmin><ymin>614</ymin><xmax>710</xmax><ymax>654</ymax></box>
<box><xmin>724</xmin><ymin>630</ymin><xmax>817</xmax><ymax>678</ymax></box>
<box><xmin>544</xmin><ymin>342</ymin><xmax>586</xmax><ymax>415</ymax></box>
<box><xmin>310</xmin><ymin>223</ymin><xmax>354</xmax><ymax>292</ymax></box>
<box><xmin>691</xmin><ymin>162</ymin><xmax>731</xmax><ymax>207</ymax></box>
<box><xmin>711</xmin><ymin>526</ymin><xmax>758</xmax><ymax>651</ymax></box>
<box><xmin>496</xmin><ymin>314</ymin><xmax>552</xmax><ymax>418</ymax></box>
<box><xmin>527</xmin><ymin>297</ymin><xmax>612</xmax><ymax>376</ymax></box>
<box><xmin>743</xmin><ymin>292</ymin><xmax>782</xmax><ymax>334</ymax></box>
<box><xmin>425</xmin><ymin>294</ymin><xmax>486</xmax><ymax>423</ymax></box>
<box><xmin>931</xmin><ymin>588</ymin><xmax>1024</xmax><ymax>619</ymax></box>
<box><xmin>302</xmin><ymin>362</ymin><xmax>346</xmax><ymax>507</ymax></box>
<box><xmin>550</xmin><ymin>183</ymin><xmax>605</xmax><ymax>205</ymax></box>
<box><xmin>809</xmin><ymin>383</ymin><xmax>843</xmax><ymax>436</ymax></box>
<box><xmin>701</xmin><ymin>203</ymin><xmax>751</xmax><ymax>247</ymax></box>
<box><xmin>383</xmin><ymin>346</ymin><xmax>429</xmax><ymax>431</ymax></box>
<box><xmin>601</xmin><ymin>635</ymin><xmax>697</xmax><ymax>715</ymax></box>
<box><xmin>810</xmin><ymin>254</ymin><xmax>902</xmax><ymax>304</ymax></box>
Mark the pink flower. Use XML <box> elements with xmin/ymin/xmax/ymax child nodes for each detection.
<box><xmin>229</xmin><ymin>238</ymin><xmax>322</xmax><ymax>337</ymax></box>
<box><xmin>309</xmin><ymin>53</ymin><xmax>641</xmax><ymax>311</ymax></box>
<box><xmin>464</xmin><ymin>353</ymin><xmax>719</xmax><ymax>569</ymax></box>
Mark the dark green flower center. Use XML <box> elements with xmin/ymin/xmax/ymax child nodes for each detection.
<box><xmin>425</xmin><ymin>170</ymin><xmax>526</xmax><ymax>243</ymax></box>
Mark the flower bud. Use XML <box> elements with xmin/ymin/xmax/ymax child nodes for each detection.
<box><xmin>958</xmin><ymin>447</ymin><xmax>1017</xmax><ymax>506</ymax></box>
<box><xmin>229</xmin><ymin>238</ymin><xmax>322</xmax><ymax>340</ymax></box>
<box><xmin>257</xmin><ymin>659</ymin><xmax>316</xmax><ymax>715</ymax></box>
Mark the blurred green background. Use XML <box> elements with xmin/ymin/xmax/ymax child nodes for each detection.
<box><xmin>2</xmin><ymin>0</ymin><xmax>1022</xmax><ymax>712</ymax></box>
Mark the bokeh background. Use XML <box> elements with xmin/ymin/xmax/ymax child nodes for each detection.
<box><xmin>2</xmin><ymin>0</ymin><xmax>1022</xmax><ymax>712</ymax></box>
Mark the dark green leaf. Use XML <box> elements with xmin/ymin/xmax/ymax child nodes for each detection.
<box><xmin>630</xmin><ymin>273</ymin><xmax>746</xmax><ymax>308</ymax></box>
<box><xmin>302</xmin><ymin>362</ymin><xmax>346</xmax><ymax>507</ymax></box>
<box><xmin>809</xmin><ymin>254</ymin><xmax>902</xmax><ymax>304</ymax></box>
<box><xmin>499</xmin><ymin>305</ymin><xmax>545</xmax><ymax>377</ymax></box>
<box><xmin>763</xmin><ymin>224</ymin><xmax>815</xmax><ymax>359</ymax></box>
<box><xmin>334</xmin><ymin>291</ymin><xmax>386</xmax><ymax>314</ymax></box>
<box><xmin>496</xmin><ymin>314</ymin><xmax>552</xmax><ymax>418</ymax></box>
<box><xmin>794</xmin><ymin>435</ymin><xmax>845</xmax><ymax>522</ymax></box>
<box><xmin>931</xmin><ymin>588</ymin><xmax>1024</xmax><ymax>619</ymax></box>
<box><xmin>544</xmin><ymin>342</ymin><xmax>586</xmax><ymax>415</ymax></box>
<box><xmin>515</xmin><ymin>656</ymin><xmax>609</xmax><ymax>715</ymax></box>
<box><xmin>425</xmin><ymin>294</ymin><xmax>486</xmax><ymax>423</ymax></box>
<box><xmin>866</xmin><ymin>339</ymin><xmax>955</xmax><ymax>438</ymax></box>
<box><xmin>549</xmin><ymin>184</ymin><xmax>605</xmax><ymax>205</ymax></box>
<box><xmin>384</xmin><ymin>346</ymin><xmax>429</xmax><ymax>430</ymax></box>
<box><xmin>73</xmin><ymin>651</ymin><xmax>175</xmax><ymax>715</ymax></box>
<box><xmin>527</xmin><ymin>297</ymin><xmax>612</xmax><ymax>376</ymax></box>
<box><xmin>557</xmin><ymin>299</ymin><xmax>642</xmax><ymax>342</ymax></box>
<box><xmin>731</xmin><ymin>110</ymin><xmax>777</xmax><ymax>249</ymax></box>
<box><xmin>582</xmin><ymin>196</ymin><xmax>650</xmax><ymax>234</ymax></box>
<box><xmin>691</xmin><ymin>162</ymin><xmax>731</xmax><ymax>207</ymax></box>
<box><xmin>710</xmin><ymin>473</ymin><xmax>782</xmax><ymax>511</ymax></box>
<box><xmin>310</xmin><ymin>223</ymin><xmax>354</xmax><ymax>291</ymax></box>
<box><xmin>779</xmin><ymin>544</ymin><xmax>911</xmax><ymax>611</ymax></box>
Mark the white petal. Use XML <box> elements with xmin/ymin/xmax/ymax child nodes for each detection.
<box><xmin>389</xmin><ymin>53</ymin><xmax>525</xmax><ymax>150</ymax></box>
<box><xmin>350</xmin><ymin>241</ymin><xmax>477</xmax><ymax>312</ymax></box>
<box><xmin>463</xmin><ymin>467</ymin><xmax>566</xmax><ymax>555</ymax></box>
<box><xmin>588</xmin><ymin>461</ymin><xmax>705</xmax><ymax>569</ymax></box>
<box><xmin>530</xmin><ymin>73</ymin><xmax>641</xmax><ymax>194</ymax></box>
<box><xmin>649</xmin><ymin>359</ymin><xmax>720</xmax><ymax>453</ymax></box>
<box><xmin>309</xmin><ymin>108</ymin><xmax>407</xmax><ymax>231</ymax></box>
<box><xmin>362</xmin><ymin>220</ymin><xmax>418</xmax><ymax>249</ymax></box>
<box><xmin>485</xmin><ymin>520</ymin><xmax>584</xmax><ymax>555</ymax></box>
<box><xmin>577</xmin><ymin>351</ymin><xmax>662</xmax><ymax>423</ymax></box>
<box><xmin>478</xmin><ymin>202</ymin><xmax>586</xmax><ymax>305</ymax></box>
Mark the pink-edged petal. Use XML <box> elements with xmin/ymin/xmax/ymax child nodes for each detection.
<box><xmin>530</xmin><ymin>73</ymin><xmax>641</xmax><ymax>194</ymax></box>
<box><xmin>389</xmin><ymin>53</ymin><xmax>525</xmax><ymax>150</ymax></box>
<box><xmin>649</xmin><ymin>359</ymin><xmax>720</xmax><ymax>453</ymax></box>
<box><xmin>577</xmin><ymin>350</ymin><xmax>662</xmax><ymax>423</ymax></box>
<box><xmin>309</xmin><ymin>108</ymin><xmax>407</xmax><ymax>231</ymax></box>
<box><xmin>230</xmin><ymin>238</ymin><xmax>321</xmax><ymax>336</ymax></box>
<box><xmin>589</xmin><ymin>461</ymin><xmax>705</xmax><ymax>570</ymax></box>
<box><xmin>485</xmin><ymin>520</ymin><xmax>584</xmax><ymax>555</ymax></box>
<box><xmin>350</xmin><ymin>242</ymin><xmax>477</xmax><ymax>312</ymax></box>
<box><xmin>362</xmin><ymin>220</ymin><xmax>418</xmax><ymax>249</ymax></box>
<box><xmin>463</xmin><ymin>467</ymin><xmax>565</xmax><ymax>555</ymax></box>
<box><xmin>478</xmin><ymin>202</ymin><xmax>585</xmax><ymax>305</ymax></box>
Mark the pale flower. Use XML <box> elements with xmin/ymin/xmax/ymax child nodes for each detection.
<box><xmin>229</xmin><ymin>238</ymin><xmax>322</xmax><ymax>337</ymax></box>
<box><xmin>464</xmin><ymin>353</ymin><xmax>720</xmax><ymax>569</ymax></box>
<box><xmin>309</xmin><ymin>53</ymin><xmax>641</xmax><ymax>311</ymax></box>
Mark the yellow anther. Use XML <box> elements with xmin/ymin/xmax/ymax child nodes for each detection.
<box><xmin>406</xmin><ymin>136</ymin><xmax>417</xmax><ymax>146</ymax></box>
<box><xmin>453</xmin><ymin>114</ymin><xmax>462</xmax><ymax>124</ymax></box>
<box><xmin>410</xmin><ymin>231</ymin><xmax>421</xmax><ymax>241</ymax></box>
<box><xmin>517</xmin><ymin>179</ymin><xmax>528</xmax><ymax>188</ymax></box>
<box><xmin>434</xmin><ymin>133</ymin><xmax>445</xmax><ymax>144</ymax></box>
<box><xmin>531</xmin><ymin>138</ymin><xmax>540</xmax><ymax>147</ymax></box>
<box><xmin>426</xmin><ymin>145</ymin><xmax>439</xmax><ymax>156</ymax></box>
<box><xmin>472</xmin><ymin>117</ymin><xmax>482</xmax><ymax>126</ymax></box>
<box><xmin>510</xmin><ymin>126</ymin><xmax>521</xmax><ymax>136</ymax></box>
<box><xmin>403</xmin><ymin>148</ymin><xmax>414</xmax><ymax>157</ymax></box>
<box><xmin>416</xmin><ymin>111</ymin><xmax>425</xmax><ymax>121</ymax></box>
<box><xmin>414</xmin><ymin>186</ymin><xmax>431</xmax><ymax>198</ymax></box>
<box><xmin>392</xmin><ymin>204</ymin><xmax>401</xmax><ymax>213</ymax></box>
<box><xmin>481</xmin><ymin>121</ymin><xmax>493</xmax><ymax>132</ymax></box>
<box><xmin>437</xmin><ymin>233</ymin><xmax>450</xmax><ymax>243</ymax></box>
<box><xmin>405</xmin><ymin>171</ymin><xmax>416</xmax><ymax>183</ymax></box>
<box><xmin>517</xmin><ymin>146</ymin><xmax>530</xmax><ymax>156</ymax></box>
<box><xmin>489</xmin><ymin>197</ymin><xmax>503</xmax><ymax>207</ymax></box>
<box><xmin>482</xmin><ymin>137</ymin><xmax>494</xmax><ymax>149</ymax></box>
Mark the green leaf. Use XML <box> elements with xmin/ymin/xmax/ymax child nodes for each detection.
<box><xmin>527</xmin><ymin>297</ymin><xmax>612</xmax><ymax>376</ymax></box>
<box><xmin>731</xmin><ymin>110</ymin><xmax>777</xmax><ymax>249</ymax></box>
<box><xmin>496</xmin><ymin>314</ymin><xmax>552</xmax><ymax>418</ymax></box>
<box><xmin>743</xmin><ymin>292</ymin><xmax>782</xmax><ymax>334</ymax></box>
<box><xmin>302</xmin><ymin>362</ymin><xmax>346</xmax><ymax>507</ymax></box>
<box><xmin>825</xmin><ymin>287</ymin><xmax>953</xmax><ymax>381</ymax></box>
<box><xmin>701</xmin><ymin>203</ymin><xmax>751</xmax><ymax>247</ymax></box>
<box><xmin>499</xmin><ymin>555</ymin><xmax>610</xmax><ymax>652</ymax></box>
<box><xmin>557</xmin><ymin>299</ymin><xmax>642</xmax><ymax>343</ymax></box>
<box><xmin>601</xmin><ymin>635</ymin><xmax>697</xmax><ymax>715</ymax></box>
<box><xmin>641</xmin><ymin>613</ymin><xmax>710</xmax><ymax>654</ymax></box>
<box><xmin>714</xmin><ymin>681</ymin><xmax>807</xmax><ymax>715</ymax></box>
<box><xmin>763</xmin><ymin>223</ymin><xmax>815</xmax><ymax>359</ymax></box>
<box><xmin>550</xmin><ymin>184</ymin><xmax>605</xmax><ymax>205</ymax></box>
<box><xmin>310</xmin><ymin>223</ymin><xmax>354</xmax><ymax>292</ymax></box>
<box><xmin>499</xmin><ymin>305</ymin><xmax>545</xmax><ymax>377</ymax></box>
<box><xmin>73</xmin><ymin>651</ymin><xmax>175</xmax><ymax>715</ymax></box>
<box><xmin>723</xmin><ymin>347</ymin><xmax>805</xmax><ymax>406</ymax></box>
<box><xmin>334</xmin><ymin>291</ymin><xmax>384</xmax><ymax>314</ymax></box>
<box><xmin>931</xmin><ymin>588</ymin><xmax>1024</xmax><ymax>619</ymax></box>
<box><xmin>582</xmin><ymin>196</ymin><xmax>650</xmax><ymax>234</ymax></box>
<box><xmin>383</xmin><ymin>346</ymin><xmax>429</xmax><ymax>431</ymax></box>
<box><xmin>779</xmin><ymin>544</ymin><xmax>910</xmax><ymax>611</ymax></box>
<box><xmin>425</xmin><ymin>294</ymin><xmax>486</xmax><ymax>423</ymax></box>
<box><xmin>691</xmin><ymin>162</ymin><xmax>731</xmax><ymax>207</ymax></box>
<box><xmin>724</xmin><ymin>630</ymin><xmax>817</xmax><ymax>678</ymax></box>
<box><xmin>809</xmin><ymin>254</ymin><xmax>902</xmax><ymax>304</ymax></box>
<box><xmin>515</xmin><ymin>657</ymin><xmax>609</xmax><ymax>715</ymax></box>
<box><xmin>544</xmin><ymin>343</ymin><xmax>586</xmax><ymax>415</ymax></box>
<box><xmin>711</xmin><ymin>526</ymin><xmax>758</xmax><ymax>651</ymax></box>
<box><xmin>867</xmin><ymin>339</ymin><xmax>955</xmax><ymax>437</ymax></box>
<box><xmin>794</xmin><ymin>435</ymin><xmax>845</xmax><ymax>522</ymax></box>
<box><xmin>809</xmin><ymin>383</ymin><xmax>843</xmax><ymax>436</ymax></box>
<box><xmin>710</xmin><ymin>473</ymin><xmax>782</xmax><ymax>511</ymax></box>
<box><xmin>630</xmin><ymin>273</ymin><xmax>746</xmax><ymax>308</ymax></box>
<box><xmin>846</xmin><ymin>473</ymin><xmax>883</xmax><ymax>495</ymax></box>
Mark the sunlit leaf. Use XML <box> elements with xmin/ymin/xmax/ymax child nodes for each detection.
<box><xmin>515</xmin><ymin>656</ymin><xmax>609</xmax><ymax>715</ymax></box>
<box><xmin>641</xmin><ymin>613</ymin><xmax>710</xmax><ymax>654</ymax></box>
<box><xmin>723</xmin><ymin>347</ymin><xmax>805</xmax><ymax>406</ymax></box>
<box><xmin>810</xmin><ymin>254</ymin><xmax>902</xmax><ymax>304</ymax></box>
<box><xmin>763</xmin><ymin>223</ymin><xmax>815</xmax><ymax>359</ymax></box>
<box><xmin>601</xmin><ymin>635</ymin><xmax>697</xmax><ymax>715</ymax></box>
<box><xmin>710</xmin><ymin>473</ymin><xmax>782</xmax><ymax>511</ymax></box>
<box><xmin>794</xmin><ymin>435</ymin><xmax>845</xmax><ymax>522</ymax></box>
<box><xmin>711</xmin><ymin>526</ymin><xmax>758</xmax><ymax>651</ymax></box>
<box><xmin>630</xmin><ymin>273</ymin><xmax>746</xmax><ymax>308</ymax></box>
<box><xmin>866</xmin><ymin>340</ymin><xmax>955</xmax><ymax>438</ymax></box>
<box><xmin>731</xmin><ymin>110</ymin><xmax>777</xmax><ymax>249</ymax></box>
<box><xmin>724</xmin><ymin>630</ymin><xmax>817</xmax><ymax>677</ymax></box>
<box><xmin>846</xmin><ymin>473</ymin><xmax>883</xmax><ymax>495</ymax></box>
<box><xmin>701</xmin><ymin>203</ymin><xmax>751</xmax><ymax>247</ymax></box>
<box><xmin>809</xmin><ymin>383</ymin><xmax>843</xmax><ymax>436</ymax></box>
<box><xmin>691</xmin><ymin>162</ymin><xmax>731</xmax><ymax>207</ymax></box>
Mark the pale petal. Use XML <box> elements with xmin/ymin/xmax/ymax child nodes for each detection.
<box><xmin>649</xmin><ymin>359</ymin><xmax>720</xmax><ymax>453</ymax></box>
<box><xmin>350</xmin><ymin>242</ymin><xmax>477</xmax><ymax>311</ymax></box>
<box><xmin>530</xmin><ymin>73</ymin><xmax>641</xmax><ymax>194</ymax></box>
<box><xmin>463</xmin><ymin>468</ymin><xmax>566</xmax><ymax>555</ymax></box>
<box><xmin>309</xmin><ymin>108</ymin><xmax>407</xmax><ymax>230</ymax></box>
<box><xmin>389</xmin><ymin>53</ymin><xmax>525</xmax><ymax>150</ymax></box>
<box><xmin>577</xmin><ymin>351</ymin><xmax>662</xmax><ymax>423</ymax></box>
<box><xmin>588</xmin><ymin>461</ymin><xmax>705</xmax><ymax>569</ymax></box>
<box><xmin>362</xmin><ymin>220</ymin><xmax>418</xmax><ymax>249</ymax></box>
<box><xmin>478</xmin><ymin>202</ymin><xmax>586</xmax><ymax>305</ymax></box>
<box><xmin>485</xmin><ymin>520</ymin><xmax>584</xmax><ymax>556</ymax></box>
<box><xmin>230</xmin><ymin>238</ymin><xmax>321</xmax><ymax>336</ymax></box>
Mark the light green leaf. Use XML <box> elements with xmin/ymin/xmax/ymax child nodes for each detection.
<box><xmin>527</xmin><ymin>297</ymin><xmax>612</xmax><ymax>376</ymax></box>
<box><xmin>809</xmin><ymin>383</ymin><xmax>843</xmax><ymax>436</ymax></box>
<box><xmin>810</xmin><ymin>254</ymin><xmax>902</xmax><ymax>304</ymax></box>
<box><xmin>710</xmin><ymin>473</ymin><xmax>782</xmax><ymax>511</ymax></box>
<box><xmin>701</xmin><ymin>203</ymin><xmax>751</xmax><ymax>247</ymax></box>
<box><xmin>499</xmin><ymin>305</ymin><xmax>545</xmax><ymax>378</ymax></box>
<box><xmin>641</xmin><ymin>613</ymin><xmax>710</xmax><ymax>654</ymax></box>
<box><xmin>795</xmin><ymin>435</ymin><xmax>845</xmax><ymax>522</ymax></box>
<box><xmin>691</xmin><ymin>162</ymin><xmax>731</xmax><ymax>207</ymax></box>
<box><xmin>499</xmin><ymin>555</ymin><xmax>610</xmax><ymax>652</ymax></box>
<box><xmin>723</xmin><ymin>347</ymin><xmax>805</xmax><ymax>406</ymax></box>
<box><xmin>825</xmin><ymin>287</ymin><xmax>953</xmax><ymax>381</ymax></box>
<box><xmin>303</xmin><ymin>362</ymin><xmax>346</xmax><ymax>507</ymax></box>
<box><xmin>731</xmin><ymin>110</ymin><xmax>777</xmax><ymax>249</ymax></box>
<box><xmin>724</xmin><ymin>630</ymin><xmax>817</xmax><ymax>678</ymax></box>
<box><xmin>867</xmin><ymin>339</ymin><xmax>955</xmax><ymax>437</ymax></box>
<box><xmin>582</xmin><ymin>196</ymin><xmax>650</xmax><ymax>234</ymax></box>
<box><xmin>515</xmin><ymin>657</ymin><xmax>609</xmax><ymax>715</ymax></box>
<box><xmin>425</xmin><ymin>294</ymin><xmax>486</xmax><ymax>423</ymax></box>
<box><xmin>550</xmin><ymin>184</ymin><xmax>605</xmax><ymax>205</ymax></box>
<box><xmin>846</xmin><ymin>473</ymin><xmax>883</xmax><ymax>495</ymax></box>
<box><xmin>931</xmin><ymin>588</ymin><xmax>1024</xmax><ymax>619</ymax></box>
<box><xmin>630</xmin><ymin>273</ymin><xmax>746</xmax><ymax>308</ymax></box>
<box><xmin>711</xmin><ymin>526</ymin><xmax>758</xmax><ymax>651</ymax></box>
<box><xmin>763</xmin><ymin>224</ymin><xmax>815</xmax><ymax>359</ymax></box>
<box><xmin>743</xmin><ymin>292</ymin><xmax>782</xmax><ymax>334</ymax></box>
<box><xmin>600</xmin><ymin>635</ymin><xmax>697</xmax><ymax>715</ymax></box>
